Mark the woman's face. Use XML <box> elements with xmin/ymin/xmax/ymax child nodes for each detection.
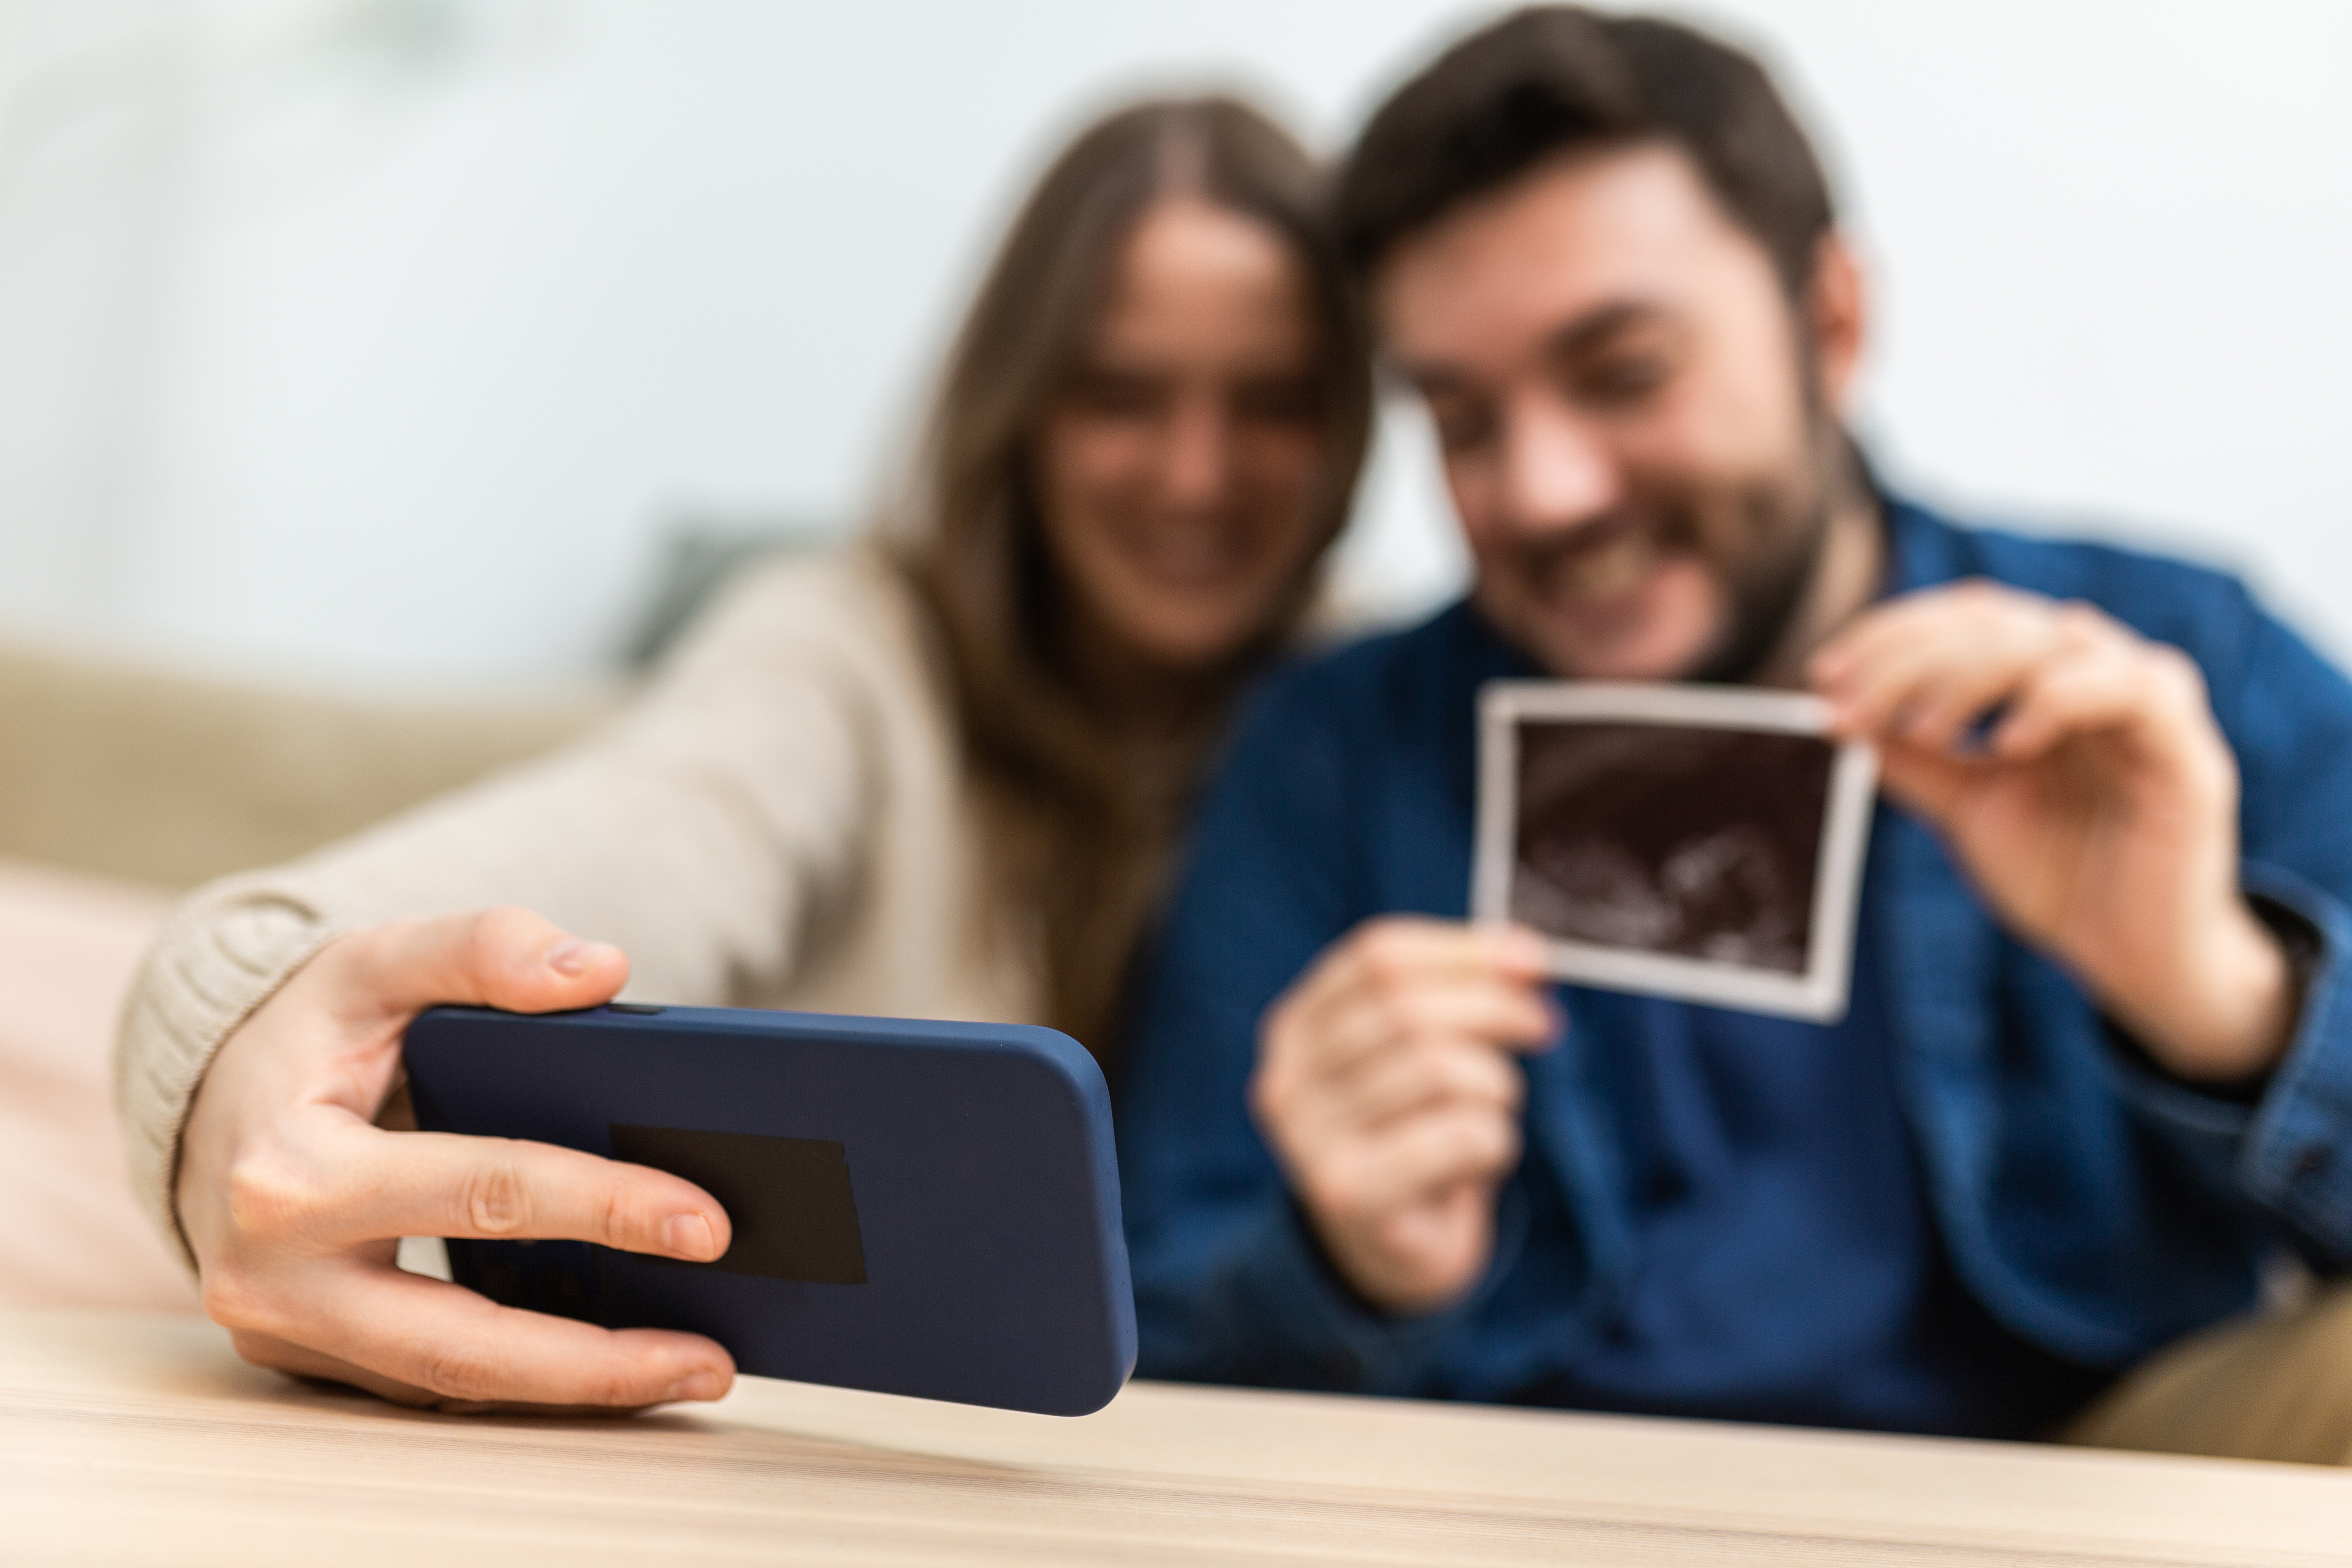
<box><xmin>1036</xmin><ymin>198</ymin><xmax>1334</xmax><ymax>675</ymax></box>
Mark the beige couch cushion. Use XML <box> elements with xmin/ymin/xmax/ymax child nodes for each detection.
<box><xmin>0</xmin><ymin>633</ymin><xmax>613</xmax><ymax>888</ymax></box>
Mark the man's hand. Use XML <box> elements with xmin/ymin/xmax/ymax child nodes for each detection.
<box><xmin>176</xmin><ymin>906</ymin><xmax>738</xmax><ymax>1414</ymax></box>
<box><xmin>1250</xmin><ymin>918</ymin><xmax>1557</xmax><ymax>1315</ymax></box>
<box><xmin>1810</xmin><ymin>581</ymin><xmax>2294</xmax><ymax>1081</ymax></box>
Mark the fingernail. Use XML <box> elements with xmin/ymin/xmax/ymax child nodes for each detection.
<box><xmin>547</xmin><ymin>938</ymin><xmax>614</xmax><ymax>977</ymax></box>
<box><xmin>660</xmin><ymin>1369</ymin><xmax>726</xmax><ymax>1403</ymax></box>
<box><xmin>664</xmin><ymin>1214</ymin><xmax>717</xmax><ymax>1260</ymax></box>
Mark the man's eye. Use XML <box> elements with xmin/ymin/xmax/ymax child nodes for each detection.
<box><xmin>1428</xmin><ymin>400</ymin><xmax>1497</xmax><ymax>454</ymax></box>
<box><xmin>1575</xmin><ymin>354</ymin><xmax>1672</xmax><ymax>406</ymax></box>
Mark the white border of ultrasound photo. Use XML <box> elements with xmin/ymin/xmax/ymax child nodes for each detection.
<box><xmin>1472</xmin><ymin>682</ymin><xmax>1880</xmax><ymax>1023</ymax></box>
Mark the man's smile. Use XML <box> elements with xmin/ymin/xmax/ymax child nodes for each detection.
<box><xmin>1529</xmin><ymin>515</ymin><xmax>1673</xmax><ymax>610</ymax></box>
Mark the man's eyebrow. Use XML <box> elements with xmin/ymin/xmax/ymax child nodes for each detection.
<box><xmin>1389</xmin><ymin>299</ymin><xmax>1676</xmax><ymax>392</ymax></box>
<box><xmin>1547</xmin><ymin>299</ymin><xmax>1673</xmax><ymax>358</ymax></box>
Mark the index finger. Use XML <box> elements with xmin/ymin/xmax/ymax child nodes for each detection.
<box><xmin>1321</xmin><ymin>917</ymin><xmax>1552</xmax><ymax>998</ymax></box>
<box><xmin>1808</xmin><ymin>580</ymin><xmax>2044</xmax><ymax>691</ymax></box>
<box><xmin>1278</xmin><ymin>918</ymin><xmax>1548</xmax><ymax>1044</ymax></box>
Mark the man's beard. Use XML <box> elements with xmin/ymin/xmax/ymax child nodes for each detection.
<box><xmin>1535</xmin><ymin>416</ymin><xmax>1845</xmax><ymax>685</ymax></box>
<box><xmin>1681</xmin><ymin>467</ymin><xmax>1836</xmax><ymax>684</ymax></box>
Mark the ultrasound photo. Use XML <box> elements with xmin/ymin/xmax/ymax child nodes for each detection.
<box><xmin>1512</xmin><ymin>724</ymin><xmax>1830</xmax><ymax>973</ymax></box>
<box><xmin>1472</xmin><ymin>684</ymin><xmax>1878</xmax><ymax>1020</ymax></box>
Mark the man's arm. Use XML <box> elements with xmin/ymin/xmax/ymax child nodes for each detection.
<box><xmin>1809</xmin><ymin>578</ymin><xmax>2352</xmax><ymax>1260</ymax></box>
<box><xmin>1811</xmin><ymin>580</ymin><xmax>2292</xmax><ymax>1080</ymax></box>
<box><xmin>2154</xmin><ymin>598</ymin><xmax>2352</xmax><ymax>1263</ymax></box>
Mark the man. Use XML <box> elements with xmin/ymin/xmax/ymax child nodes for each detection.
<box><xmin>1115</xmin><ymin>6</ymin><xmax>2352</xmax><ymax>1459</ymax></box>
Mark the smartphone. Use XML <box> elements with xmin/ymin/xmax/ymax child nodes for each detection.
<box><xmin>403</xmin><ymin>1002</ymin><xmax>1135</xmax><ymax>1417</ymax></box>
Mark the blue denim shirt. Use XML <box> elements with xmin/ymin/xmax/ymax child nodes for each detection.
<box><xmin>1114</xmin><ymin>497</ymin><xmax>2352</xmax><ymax>1417</ymax></box>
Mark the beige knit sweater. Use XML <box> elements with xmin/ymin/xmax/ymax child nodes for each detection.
<box><xmin>114</xmin><ymin>550</ymin><xmax>1040</xmax><ymax>1254</ymax></box>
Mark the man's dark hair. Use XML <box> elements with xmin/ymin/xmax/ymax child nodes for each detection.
<box><xmin>1335</xmin><ymin>7</ymin><xmax>1836</xmax><ymax>296</ymax></box>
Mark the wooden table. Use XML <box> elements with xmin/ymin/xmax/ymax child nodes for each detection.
<box><xmin>4</xmin><ymin>1309</ymin><xmax>2346</xmax><ymax>1565</ymax></box>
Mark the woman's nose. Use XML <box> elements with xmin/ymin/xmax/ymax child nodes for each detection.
<box><xmin>1159</xmin><ymin>394</ymin><xmax>1234</xmax><ymax>508</ymax></box>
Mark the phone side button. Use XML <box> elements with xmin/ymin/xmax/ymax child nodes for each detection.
<box><xmin>606</xmin><ymin>1003</ymin><xmax>667</xmax><ymax>1016</ymax></box>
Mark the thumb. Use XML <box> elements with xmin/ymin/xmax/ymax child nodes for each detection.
<box><xmin>334</xmin><ymin>906</ymin><xmax>630</xmax><ymax>1025</ymax></box>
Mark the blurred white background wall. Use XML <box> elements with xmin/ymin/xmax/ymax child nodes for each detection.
<box><xmin>0</xmin><ymin>0</ymin><xmax>2345</xmax><ymax>686</ymax></box>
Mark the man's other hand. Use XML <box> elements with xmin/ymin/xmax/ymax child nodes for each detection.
<box><xmin>1250</xmin><ymin>918</ymin><xmax>1557</xmax><ymax>1315</ymax></box>
<box><xmin>175</xmin><ymin>906</ymin><xmax>739</xmax><ymax>1414</ymax></box>
<box><xmin>1811</xmin><ymin>580</ymin><xmax>2296</xmax><ymax>1081</ymax></box>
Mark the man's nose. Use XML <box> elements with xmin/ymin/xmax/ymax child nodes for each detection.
<box><xmin>1162</xmin><ymin>394</ymin><xmax>1233</xmax><ymax>509</ymax></box>
<box><xmin>1497</xmin><ymin>397</ymin><xmax>1622</xmax><ymax>533</ymax></box>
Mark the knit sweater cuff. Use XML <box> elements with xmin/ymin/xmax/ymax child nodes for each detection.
<box><xmin>112</xmin><ymin>877</ymin><xmax>350</xmax><ymax>1272</ymax></box>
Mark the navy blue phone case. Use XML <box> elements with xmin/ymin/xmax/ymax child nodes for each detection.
<box><xmin>402</xmin><ymin>1003</ymin><xmax>1136</xmax><ymax>1417</ymax></box>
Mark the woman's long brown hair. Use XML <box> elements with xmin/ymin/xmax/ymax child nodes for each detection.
<box><xmin>886</xmin><ymin>96</ymin><xmax>1372</xmax><ymax>1066</ymax></box>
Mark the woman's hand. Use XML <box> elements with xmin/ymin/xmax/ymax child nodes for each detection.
<box><xmin>1811</xmin><ymin>581</ymin><xmax>2295</xmax><ymax>1082</ymax></box>
<box><xmin>175</xmin><ymin>906</ymin><xmax>738</xmax><ymax>1413</ymax></box>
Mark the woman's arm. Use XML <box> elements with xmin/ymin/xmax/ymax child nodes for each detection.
<box><xmin>116</xmin><ymin>552</ymin><xmax>917</xmax><ymax>1407</ymax></box>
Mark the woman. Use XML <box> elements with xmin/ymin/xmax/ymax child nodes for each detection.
<box><xmin>120</xmin><ymin>97</ymin><xmax>1370</xmax><ymax>1412</ymax></box>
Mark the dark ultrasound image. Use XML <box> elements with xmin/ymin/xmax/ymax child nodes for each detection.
<box><xmin>1511</xmin><ymin>722</ymin><xmax>1835</xmax><ymax>974</ymax></box>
